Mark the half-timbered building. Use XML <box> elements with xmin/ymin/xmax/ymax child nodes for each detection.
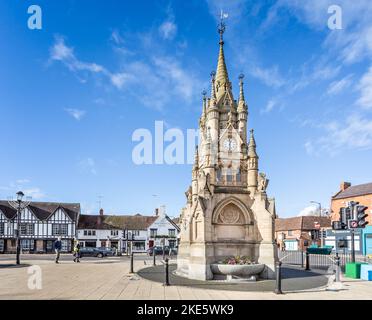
<box><xmin>0</xmin><ymin>201</ymin><xmax>80</xmax><ymax>253</ymax></box>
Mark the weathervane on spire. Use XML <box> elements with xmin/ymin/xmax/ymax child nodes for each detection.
<box><xmin>218</xmin><ymin>10</ymin><xmax>228</xmax><ymax>42</ymax></box>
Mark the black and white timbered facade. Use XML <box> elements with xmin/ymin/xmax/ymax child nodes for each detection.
<box><xmin>0</xmin><ymin>201</ymin><xmax>80</xmax><ymax>253</ymax></box>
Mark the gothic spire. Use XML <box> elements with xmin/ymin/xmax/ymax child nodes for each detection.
<box><xmin>215</xmin><ymin>21</ymin><xmax>229</xmax><ymax>92</ymax></box>
<box><xmin>248</xmin><ymin>129</ymin><xmax>258</xmax><ymax>158</ymax></box>
<box><xmin>237</xmin><ymin>73</ymin><xmax>247</xmax><ymax>113</ymax></box>
<box><xmin>201</xmin><ymin>89</ymin><xmax>207</xmax><ymax>118</ymax></box>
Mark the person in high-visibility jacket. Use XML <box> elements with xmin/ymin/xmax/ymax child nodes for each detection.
<box><xmin>73</xmin><ymin>239</ymin><xmax>81</xmax><ymax>263</ymax></box>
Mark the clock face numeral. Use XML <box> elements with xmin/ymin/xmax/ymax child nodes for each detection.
<box><xmin>223</xmin><ymin>138</ymin><xmax>237</xmax><ymax>151</ymax></box>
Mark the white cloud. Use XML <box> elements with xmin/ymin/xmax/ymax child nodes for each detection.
<box><xmin>50</xmin><ymin>36</ymin><xmax>106</xmax><ymax>74</ymax></box>
<box><xmin>262</xmin><ymin>99</ymin><xmax>279</xmax><ymax>113</ymax></box>
<box><xmin>327</xmin><ymin>74</ymin><xmax>353</xmax><ymax>96</ymax></box>
<box><xmin>110</xmin><ymin>30</ymin><xmax>125</xmax><ymax>45</ymax></box>
<box><xmin>109</xmin><ymin>72</ymin><xmax>133</xmax><ymax>90</ymax></box>
<box><xmin>357</xmin><ymin>66</ymin><xmax>372</xmax><ymax>109</ymax></box>
<box><xmin>23</xmin><ymin>188</ymin><xmax>46</xmax><ymax>200</ymax></box>
<box><xmin>159</xmin><ymin>21</ymin><xmax>177</xmax><ymax>40</ymax></box>
<box><xmin>250</xmin><ymin>65</ymin><xmax>285</xmax><ymax>88</ymax></box>
<box><xmin>50</xmin><ymin>33</ymin><xmax>202</xmax><ymax>111</ymax></box>
<box><xmin>78</xmin><ymin>157</ymin><xmax>97</xmax><ymax>175</ymax></box>
<box><xmin>298</xmin><ymin>205</ymin><xmax>319</xmax><ymax>217</ymax></box>
<box><xmin>65</xmin><ymin>108</ymin><xmax>86</xmax><ymax>121</ymax></box>
<box><xmin>305</xmin><ymin>114</ymin><xmax>372</xmax><ymax>156</ymax></box>
<box><xmin>16</xmin><ymin>179</ymin><xmax>30</xmax><ymax>184</ymax></box>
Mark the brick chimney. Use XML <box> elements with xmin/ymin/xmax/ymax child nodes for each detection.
<box><xmin>340</xmin><ymin>182</ymin><xmax>351</xmax><ymax>191</ymax></box>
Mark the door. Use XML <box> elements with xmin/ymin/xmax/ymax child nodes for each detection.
<box><xmin>149</xmin><ymin>240</ymin><xmax>154</xmax><ymax>248</ymax></box>
<box><xmin>366</xmin><ymin>235</ymin><xmax>372</xmax><ymax>255</ymax></box>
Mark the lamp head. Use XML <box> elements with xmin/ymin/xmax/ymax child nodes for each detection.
<box><xmin>16</xmin><ymin>191</ymin><xmax>24</xmax><ymax>202</ymax></box>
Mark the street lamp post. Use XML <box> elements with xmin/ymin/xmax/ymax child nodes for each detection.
<box><xmin>8</xmin><ymin>191</ymin><xmax>31</xmax><ymax>265</ymax></box>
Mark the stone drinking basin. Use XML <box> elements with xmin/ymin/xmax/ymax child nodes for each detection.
<box><xmin>210</xmin><ymin>263</ymin><xmax>266</xmax><ymax>280</ymax></box>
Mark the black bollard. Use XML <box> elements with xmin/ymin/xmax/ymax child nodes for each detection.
<box><xmin>274</xmin><ymin>261</ymin><xmax>283</xmax><ymax>294</ymax></box>
<box><xmin>305</xmin><ymin>251</ymin><xmax>310</xmax><ymax>271</ymax></box>
<box><xmin>335</xmin><ymin>252</ymin><xmax>341</xmax><ymax>282</ymax></box>
<box><xmin>164</xmin><ymin>258</ymin><xmax>170</xmax><ymax>286</ymax></box>
<box><xmin>153</xmin><ymin>250</ymin><xmax>156</xmax><ymax>266</ymax></box>
<box><xmin>130</xmin><ymin>252</ymin><xmax>134</xmax><ymax>274</ymax></box>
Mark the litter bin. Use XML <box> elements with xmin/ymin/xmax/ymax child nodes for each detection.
<box><xmin>345</xmin><ymin>262</ymin><xmax>367</xmax><ymax>279</ymax></box>
<box><xmin>360</xmin><ymin>264</ymin><xmax>372</xmax><ymax>280</ymax></box>
<box><xmin>368</xmin><ymin>271</ymin><xmax>372</xmax><ymax>281</ymax></box>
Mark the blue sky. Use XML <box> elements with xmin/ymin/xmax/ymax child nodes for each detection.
<box><xmin>1</xmin><ymin>0</ymin><xmax>372</xmax><ymax>218</ymax></box>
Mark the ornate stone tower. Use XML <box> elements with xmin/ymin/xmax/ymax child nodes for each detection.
<box><xmin>176</xmin><ymin>22</ymin><xmax>277</xmax><ymax>280</ymax></box>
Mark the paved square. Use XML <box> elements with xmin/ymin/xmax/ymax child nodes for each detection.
<box><xmin>0</xmin><ymin>254</ymin><xmax>371</xmax><ymax>300</ymax></box>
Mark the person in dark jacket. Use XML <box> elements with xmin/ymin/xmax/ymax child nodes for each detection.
<box><xmin>54</xmin><ymin>237</ymin><xmax>62</xmax><ymax>263</ymax></box>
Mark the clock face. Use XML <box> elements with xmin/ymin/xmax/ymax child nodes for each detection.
<box><xmin>223</xmin><ymin>138</ymin><xmax>237</xmax><ymax>151</ymax></box>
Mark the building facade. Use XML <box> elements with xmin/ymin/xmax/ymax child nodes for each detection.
<box><xmin>147</xmin><ymin>206</ymin><xmax>180</xmax><ymax>249</ymax></box>
<box><xmin>177</xmin><ymin>24</ymin><xmax>277</xmax><ymax>280</ymax></box>
<box><xmin>330</xmin><ymin>181</ymin><xmax>372</xmax><ymax>255</ymax></box>
<box><xmin>0</xmin><ymin>201</ymin><xmax>80</xmax><ymax>253</ymax></box>
<box><xmin>77</xmin><ymin>210</ymin><xmax>158</xmax><ymax>253</ymax></box>
<box><xmin>275</xmin><ymin>216</ymin><xmax>331</xmax><ymax>251</ymax></box>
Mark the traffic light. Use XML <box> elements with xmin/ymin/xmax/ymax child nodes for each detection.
<box><xmin>356</xmin><ymin>205</ymin><xmax>369</xmax><ymax>228</ymax></box>
<box><xmin>339</xmin><ymin>207</ymin><xmax>351</xmax><ymax>229</ymax></box>
<box><xmin>332</xmin><ymin>221</ymin><xmax>343</xmax><ymax>230</ymax></box>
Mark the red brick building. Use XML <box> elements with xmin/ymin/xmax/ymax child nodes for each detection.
<box><xmin>275</xmin><ymin>216</ymin><xmax>331</xmax><ymax>251</ymax></box>
<box><xmin>330</xmin><ymin>182</ymin><xmax>372</xmax><ymax>225</ymax></box>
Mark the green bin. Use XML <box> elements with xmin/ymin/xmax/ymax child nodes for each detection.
<box><xmin>345</xmin><ymin>262</ymin><xmax>367</xmax><ymax>279</ymax></box>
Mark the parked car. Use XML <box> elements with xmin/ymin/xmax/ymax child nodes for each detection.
<box><xmin>79</xmin><ymin>247</ymin><xmax>112</xmax><ymax>258</ymax></box>
<box><xmin>147</xmin><ymin>246</ymin><xmax>178</xmax><ymax>256</ymax></box>
<box><xmin>98</xmin><ymin>247</ymin><xmax>116</xmax><ymax>256</ymax></box>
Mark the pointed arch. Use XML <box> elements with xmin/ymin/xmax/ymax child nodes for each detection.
<box><xmin>212</xmin><ymin>196</ymin><xmax>253</xmax><ymax>225</ymax></box>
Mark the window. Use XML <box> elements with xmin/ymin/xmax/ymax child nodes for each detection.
<box><xmin>150</xmin><ymin>229</ymin><xmax>157</xmax><ymax>238</ymax></box>
<box><xmin>111</xmin><ymin>230</ymin><xmax>118</xmax><ymax>236</ymax></box>
<box><xmin>52</xmin><ymin>224</ymin><xmax>68</xmax><ymax>236</ymax></box>
<box><xmin>226</xmin><ymin>168</ymin><xmax>233</xmax><ymax>182</ymax></box>
<box><xmin>169</xmin><ymin>240</ymin><xmax>176</xmax><ymax>248</ymax></box>
<box><xmin>236</xmin><ymin>169</ymin><xmax>241</xmax><ymax>182</ymax></box>
<box><xmin>21</xmin><ymin>239</ymin><xmax>34</xmax><ymax>250</ymax></box>
<box><xmin>217</xmin><ymin>169</ymin><xmax>222</xmax><ymax>182</ymax></box>
<box><xmin>20</xmin><ymin>223</ymin><xmax>34</xmax><ymax>236</ymax></box>
<box><xmin>84</xmin><ymin>230</ymin><xmax>96</xmax><ymax>236</ymax></box>
<box><xmin>132</xmin><ymin>241</ymin><xmax>145</xmax><ymax>250</ymax></box>
<box><xmin>168</xmin><ymin>229</ymin><xmax>176</xmax><ymax>237</ymax></box>
<box><xmin>288</xmin><ymin>230</ymin><xmax>293</xmax><ymax>236</ymax></box>
<box><xmin>0</xmin><ymin>222</ymin><xmax>4</xmax><ymax>235</ymax></box>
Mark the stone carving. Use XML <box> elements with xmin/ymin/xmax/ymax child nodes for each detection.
<box><xmin>258</xmin><ymin>172</ymin><xmax>269</xmax><ymax>192</ymax></box>
<box><xmin>185</xmin><ymin>186</ymin><xmax>192</xmax><ymax>203</ymax></box>
<box><xmin>219</xmin><ymin>205</ymin><xmax>240</xmax><ymax>224</ymax></box>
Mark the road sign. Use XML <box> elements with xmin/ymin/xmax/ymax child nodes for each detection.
<box><xmin>348</xmin><ymin>219</ymin><xmax>358</xmax><ymax>229</ymax></box>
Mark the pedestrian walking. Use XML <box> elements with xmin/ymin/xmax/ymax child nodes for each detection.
<box><xmin>54</xmin><ymin>237</ymin><xmax>62</xmax><ymax>263</ymax></box>
<box><xmin>73</xmin><ymin>239</ymin><xmax>81</xmax><ymax>263</ymax></box>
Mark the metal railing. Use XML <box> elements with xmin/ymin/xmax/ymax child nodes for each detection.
<box><xmin>277</xmin><ymin>250</ymin><xmax>356</xmax><ymax>269</ymax></box>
